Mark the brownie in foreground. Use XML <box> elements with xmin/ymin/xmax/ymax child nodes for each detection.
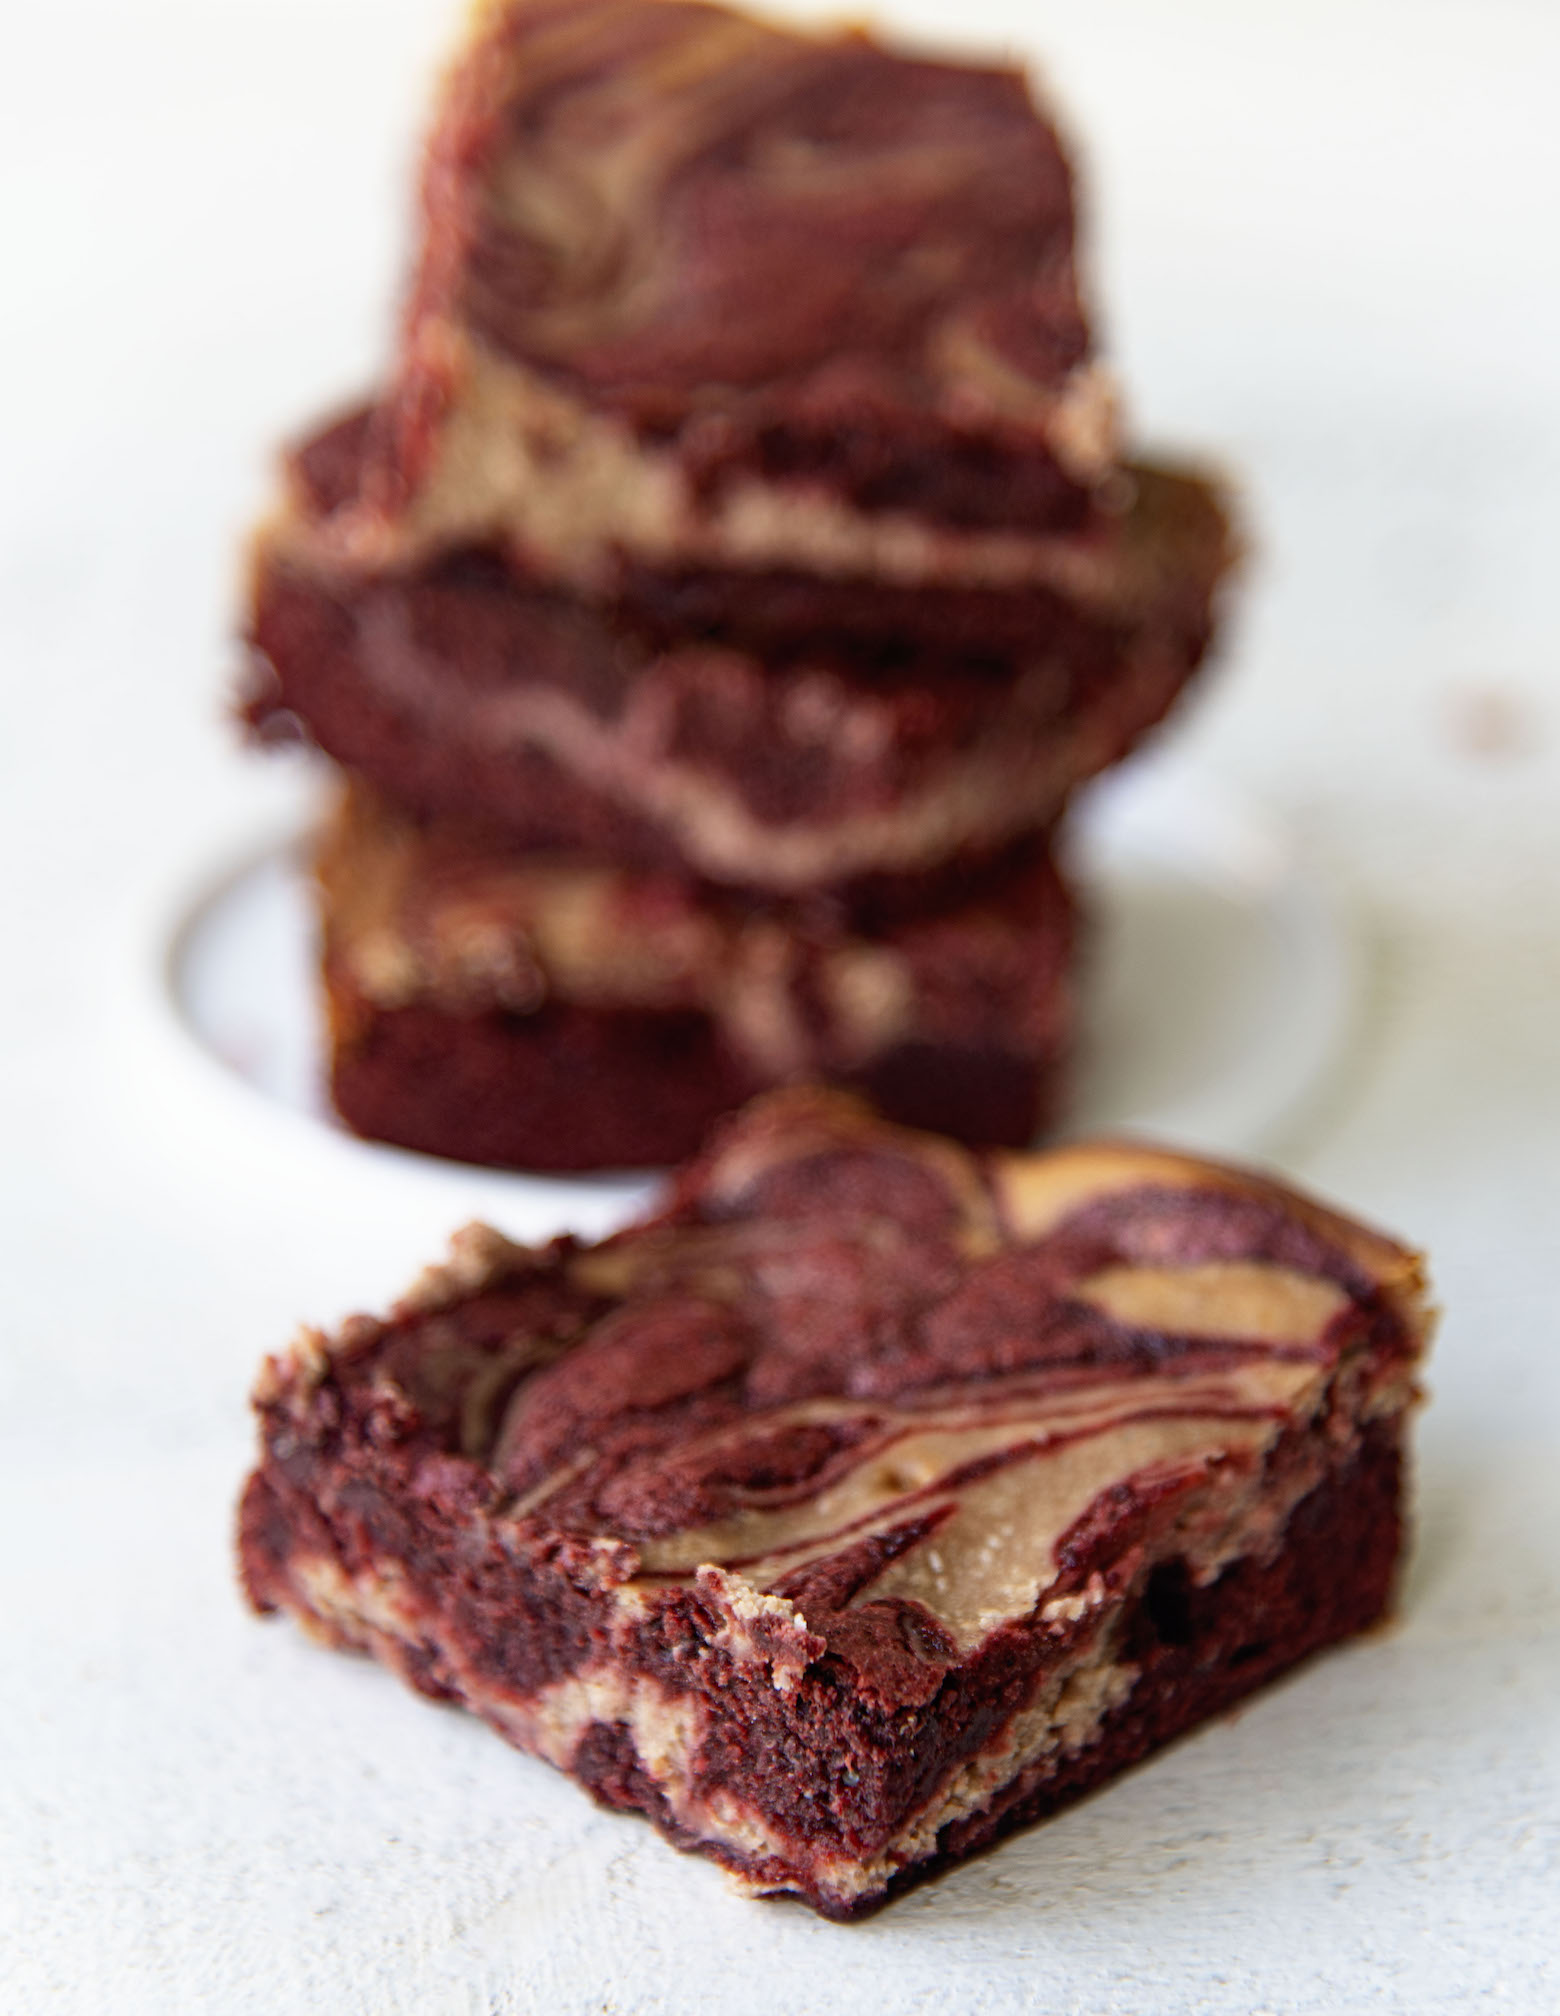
<box><xmin>239</xmin><ymin>1092</ymin><xmax>1430</xmax><ymax>1916</ymax></box>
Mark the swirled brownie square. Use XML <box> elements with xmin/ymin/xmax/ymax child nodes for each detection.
<box><xmin>314</xmin><ymin>780</ymin><xmax>1077</xmax><ymax>1168</ymax></box>
<box><xmin>247</xmin><ymin>422</ymin><xmax>1232</xmax><ymax>894</ymax></box>
<box><xmin>297</xmin><ymin>0</ymin><xmax>1117</xmax><ymax>592</ymax></box>
<box><xmin>239</xmin><ymin>1091</ymin><xmax>1431</xmax><ymax>1916</ymax></box>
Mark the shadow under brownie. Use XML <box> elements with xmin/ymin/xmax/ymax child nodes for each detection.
<box><xmin>239</xmin><ymin>1089</ymin><xmax>1431</xmax><ymax>1915</ymax></box>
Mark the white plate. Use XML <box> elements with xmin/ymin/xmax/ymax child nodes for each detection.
<box><xmin>162</xmin><ymin>753</ymin><xmax>1358</xmax><ymax>1222</ymax></box>
<box><xmin>1065</xmin><ymin>757</ymin><xmax>1358</xmax><ymax>1154</ymax></box>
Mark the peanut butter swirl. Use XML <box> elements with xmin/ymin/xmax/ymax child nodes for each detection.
<box><xmin>323</xmin><ymin>0</ymin><xmax>1120</xmax><ymax>581</ymax></box>
<box><xmin>261</xmin><ymin>1090</ymin><xmax>1430</xmax><ymax>1659</ymax></box>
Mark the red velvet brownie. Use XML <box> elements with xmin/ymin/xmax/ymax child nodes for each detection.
<box><xmin>248</xmin><ymin>441</ymin><xmax>1231</xmax><ymax>892</ymax></box>
<box><xmin>310</xmin><ymin>0</ymin><xmax>1117</xmax><ymax>592</ymax></box>
<box><xmin>317</xmin><ymin>782</ymin><xmax>1076</xmax><ymax>1167</ymax></box>
<box><xmin>239</xmin><ymin>1091</ymin><xmax>1431</xmax><ymax>1916</ymax></box>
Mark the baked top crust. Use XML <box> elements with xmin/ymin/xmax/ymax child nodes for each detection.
<box><xmin>306</xmin><ymin>0</ymin><xmax>1118</xmax><ymax>585</ymax></box>
<box><xmin>247</xmin><ymin>428</ymin><xmax>1233</xmax><ymax>891</ymax></box>
<box><xmin>254</xmin><ymin>1088</ymin><xmax>1428</xmax><ymax>1661</ymax></box>
<box><xmin>242</xmin><ymin>1090</ymin><xmax>1430</xmax><ymax>1912</ymax></box>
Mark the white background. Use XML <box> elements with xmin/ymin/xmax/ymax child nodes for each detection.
<box><xmin>1</xmin><ymin>2</ymin><xmax>1557</xmax><ymax>2010</ymax></box>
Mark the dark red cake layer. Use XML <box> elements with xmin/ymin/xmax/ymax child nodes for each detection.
<box><xmin>239</xmin><ymin>1092</ymin><xmax>1431</xmax><ymax>1913</ymax></box>
<box><xmin>247</xmin><ymin>448</ymin><xmax>1231</xmax><ymax>893</ymax></box>
<box><xmin>316</xmin><ymin>782</ymin><xmax>1077</xmax><ymax>1168</ymax></box>
<box><xmin>326</xmin><ymin>988</ymin><xmax>1066</xmax><ymax>1171</ymax></box>
<box><xmin>325</xmin><ymin>0</ymin><xmax>1117</xmax><ymax>584</ymax></box>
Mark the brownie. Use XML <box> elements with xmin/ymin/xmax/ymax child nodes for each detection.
<box><xmin>308</xmin><ymin>0</ymin><xmax>1117</xmax><ymax>590</ymax></box>
<box><xmin>317</xmin><ymin>782</ymin><xmax>1077</xmax><ymax>1167</ymax></box>
<box><xmin>239</xmin><ymin>1090</ymin><xmax>1431</xmax><ymax>1916</ymax></box>
<box><xmin>247</xmin><ymin>444</ymin><xmax>1232</xmax><ymax>892</ymax></box>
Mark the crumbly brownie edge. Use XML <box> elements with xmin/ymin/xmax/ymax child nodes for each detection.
<box><xmin>239</xmin><ymin>1398</ymin><xmax>1408</xmax><ymax>1918</ymax></box>
<box><xmin>314</xmin><ymin>786</ymin><xmax>1076</xmax><ymax>1167</ymax></box>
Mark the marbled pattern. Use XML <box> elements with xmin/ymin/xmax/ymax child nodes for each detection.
<box><xmin>240</xmin><ymin>1091</ymin><xmax>1429</xmax><ymax>1912</ymax></box>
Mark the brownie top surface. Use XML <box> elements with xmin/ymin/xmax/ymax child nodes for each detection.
<box><xmin>415</xmin><ymin>0</ymin><xmax>1083</xmax><ymax>410</ymax></box>
<box><xmin>258</xmin><ymin>1092</ymin><xmax>1427</xmax><ymax>1656</ymax></box>
<box><xmin>317</xmin><ymin>778</ymin><xmax>1072</xmax><ymax>1039</ymax></box>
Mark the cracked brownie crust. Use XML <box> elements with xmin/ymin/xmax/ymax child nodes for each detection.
<box><xmin>239</xmin><ymin>1091</ymin><xmax>1431</xmax><ymax>1914</ymax></box>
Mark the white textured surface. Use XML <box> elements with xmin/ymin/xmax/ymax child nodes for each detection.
<box><xmin>2</xmin><ymin>2</ymin><xmax>1558</xmax><ymax>2011</ymax></box>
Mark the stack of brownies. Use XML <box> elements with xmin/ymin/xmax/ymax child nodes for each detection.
<box><xmin>242</xmin><ymin>0</ymin><xmax>1236</xmax><ymax>1171</ymax></box>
